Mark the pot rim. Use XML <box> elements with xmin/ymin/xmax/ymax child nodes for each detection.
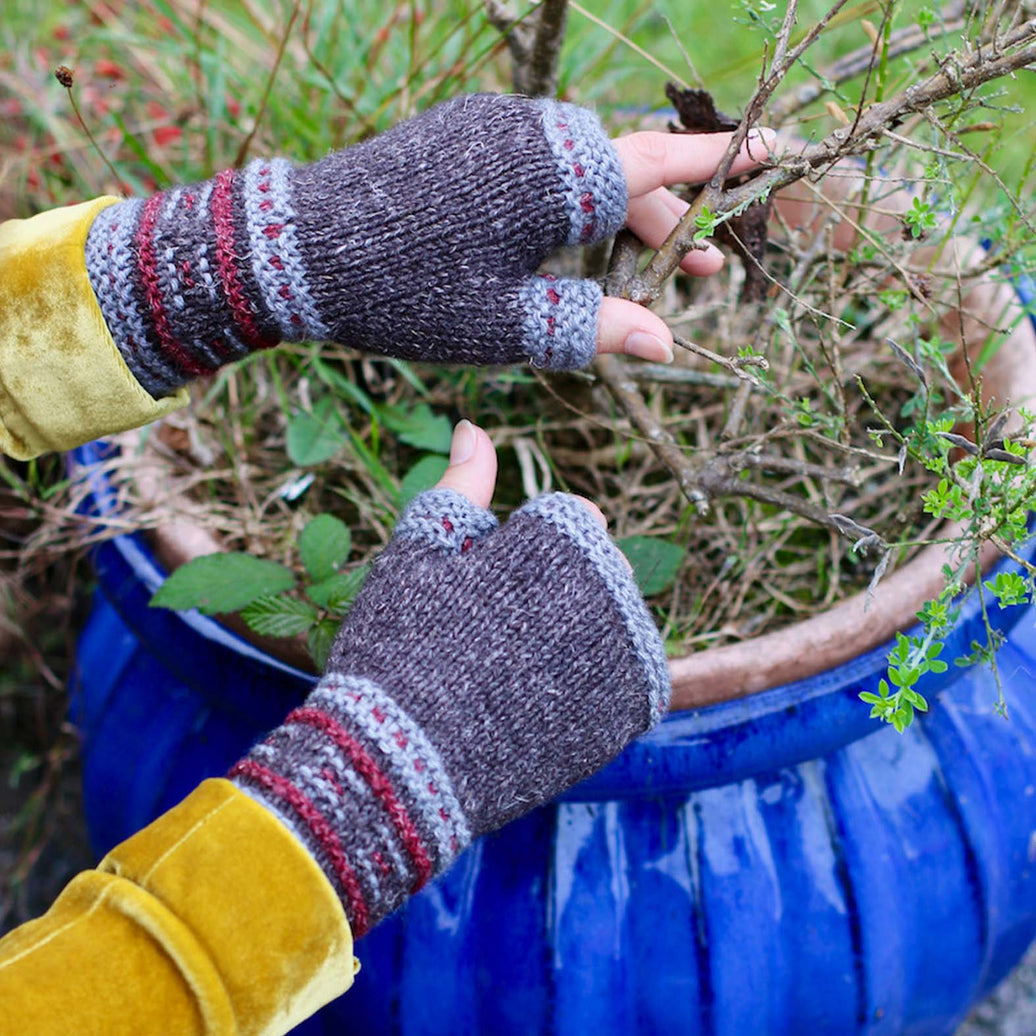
<box><xmin>68</xmin><ymin>448</ymin><xmax>1036</xmax><ymax>796</ymax></box>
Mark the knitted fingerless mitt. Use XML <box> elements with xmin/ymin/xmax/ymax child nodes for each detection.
<box><xmin>85</xmin><ymin>95</ymin><xmax>628</xmax><ymax>398</ymax></box>
<box><xmin>229</xmin><ymin>490</ymin><xmax>669</xmax><ymax>936</ymax></box>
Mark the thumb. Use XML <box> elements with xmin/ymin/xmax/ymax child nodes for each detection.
<box><xmin>434</xmin><ymin>421</ymin><xmax>498</xmax><ymax>510</ymax></box>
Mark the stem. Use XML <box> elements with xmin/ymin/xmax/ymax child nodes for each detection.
<box><xmin>638</xmin><ymin>25</ymin><xmax>1036</xmax><ymax>302</ymax></box>
<box><xmin>516</xmin><ymin>0</ymin><xmax>569</xmax><ymax>97</ymax></box>
<box><xmin>233</xmin><ymin>0</ymin><xmax>302</xmax><ymax>167</ymax></box>
<box><xmin>61</xmin><ymin>77</ymin><xmax>126</xmax><ymax>196</ymax></box>
<box><xmin>767</xmin><ymin>0</ymin><xmax>969</xmax><ymax>123</ymax></box>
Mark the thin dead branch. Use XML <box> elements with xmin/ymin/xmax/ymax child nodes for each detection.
<box><xmin>767</xmin><ymin>0</ymin><xmax>970</xmax><ymax>123</ymax></box>
<box><xmin>630</xmin><ymin>16</ymin><xmax>1036</xmax><ymax>303</ymax></box>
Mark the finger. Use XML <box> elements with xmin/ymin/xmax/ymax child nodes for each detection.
<box><xmin>435</xmin><ymin>420</ymin><xmax>498</xmax><ymax>510</ymax></box>
<box><xmin>615</xmin><ymin>128</ymin><xmax>776</xmax><ymax>198</ymax></box>
<box><xmin>571</xmin><ymin>495</ymin><xmax>608</xmax><ymax>529</ymax></box>
<box><xmin>596</xmin><ymin>297</ymin><xmax>674</xmax><ymax>362</ymax></box>
<box><xmin>627</xmin><ymin>188</ymin><xmax>725</xmax><ymax>276</ymax></box>
<box><xmin>570</xmin><ymin>495</ymin><xmax>635</xmax><ymax>572</ymax></box>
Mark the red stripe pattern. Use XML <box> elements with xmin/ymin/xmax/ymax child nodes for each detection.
<box><xmin>287</xmin><ymin>706</ymin><xmax>434</xmax><ymax>891</ymax></box>
<box><xmin>210</xmin><ymin>169</ymin><xmax>279</xmax><ymax>351</ymax></box>
<box><xmin>135</xmin><ymin>193</ymin><xmax>210</xmax><ymax>378</ymax></box>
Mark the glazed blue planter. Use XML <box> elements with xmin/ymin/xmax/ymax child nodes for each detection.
<box><xmin>69</xmin><ymin>437</ymin><xmax>1036</xmax><ymax>1036</ymax></box>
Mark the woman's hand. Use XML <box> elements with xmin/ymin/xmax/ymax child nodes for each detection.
<box><xmin>598</xmin><ymin>127</ymin><xmax>775</xmax><ymax>361</ymax></box>
<box><xmin>229</xmin><ymin>419</ymin><xmax>667</xmax><ymax>936</ymax></box>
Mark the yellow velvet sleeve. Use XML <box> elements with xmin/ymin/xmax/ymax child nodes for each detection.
<box><xmin>0</xmin><ymin>198</ymin><xmax>189</xmax><ymax>460</ymax></box>
<box><xmin>0</xmin><ymin>779</ymin><xmax>357</xmax><ymax>1036</ymax></box>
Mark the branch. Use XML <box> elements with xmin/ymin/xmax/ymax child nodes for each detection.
<box><xmin>594</xmin><ymin>353</ymin><xmax>711</xmax><ymax>512</ymax></box>
<box><xmin>512</xmin><ymin>0</ymin><xmax>569</xmax><ymax>97</ymax></box>
<box><xmin>672</xmin><ymin>333</ymin><xmax>768</xmax><ymax>385</ymax></box>
<box><xmin>767</xmin><ymin>0</ymin><xmax>969</xmax><ymax>123</ymax></box>
<box><xmin>631</xmin><ymin>19</ymin><xmax>1036</xmax><ymax>302</ymax></box>
<box><xmin>234</xmin><ymin>0</ymin><xmax>302</xmax><ymax>167</ymax></box>
<box><xmin>484</xmin><ymin>0</ymin><xmax>534</xmax><ymax>74</ymax></box>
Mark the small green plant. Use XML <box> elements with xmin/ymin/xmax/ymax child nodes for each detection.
<box><xmin>860</xmin><ymin>633</ymin><xmax>941</xmax><ymax>733</ymax></box>
<box><xmin>903</xmin><ymin>197</ymin><xmax>939</xmax><ymax>240</ymax></box>
<box><xmin>149</xmin><ymin>505</ymin><xmax>687</xmax><ymax>667</ymax></box>
<box><xmin>150</xmin><ymin>512</ymin><xmax>369</xmax><ymax>668</ymax></box>
<box><xmin>859</xmin><ymin>400</ymin><xmax>1036</xmax><ymax>729</ymax></box>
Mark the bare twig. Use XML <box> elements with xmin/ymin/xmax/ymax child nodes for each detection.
<box><xmin>768</xmin><ymin>0</ymin><xmax>970</xmax><ymax>123</ymax></box>
<box><xmin>515</xmin><ymin>0</ymin><xmax>569</xmax><ymax>97</ymax></box>
<box><xmin>233</xmin><ymin>0</ymin><xmax>302</xmax><ymax>167</ymax></box>
<box><xmin>672</xmin><ymin>333</ymin><xmax>768</xmax><ymax>385</ymax></box>
<box><xmin>631</xmin><ymin>17</ymin><xmax>1036</xmax><ymax>302</ymax></box>
<box><xmin>626</xmin><ymin>365</ymin><xmax>744</xmax><ymax>389</ymax></box>
<box><xmin>55</xmin><ymin>66</ymin><xmax>127</xmax><ymax>196</ymax></box>
<box><xmin>484</xmin><ymin>0</ymin><xmax>534</xmax><ymax>75</ymax></box>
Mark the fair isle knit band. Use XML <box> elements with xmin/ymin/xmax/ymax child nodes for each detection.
<box><xmin>242</xmin><ymin>157</ymin><xmax>331</xmax><ymax>343</ymax></box>
<box><xmin>229</xmin><ymin>673</ymin><xmax>470</xmax><ymax>937</ymax></box>
<box><xmin>86</xmin><ymin>170</ymin><xmax>280</xmax><ymax>397</ymax></box>
<box><xmin>537</xmin><ymin>101</ymin><xmax>627</xmax><ymax>247</ymax></box>
<box><xmin>518</xmin><ymin>273</ymin><xmax>602</xmax><ymax>370</ymax></box>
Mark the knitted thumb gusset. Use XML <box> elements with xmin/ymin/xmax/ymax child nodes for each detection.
<box><xmin>85</xmin><ymin>94</ymin><xmax>629</xmax><ymax>399</ymax></box>
<box><xmin>229</xmin><ymin>489</ymin><xmax>669</xmax><ymax>937</ymax></box>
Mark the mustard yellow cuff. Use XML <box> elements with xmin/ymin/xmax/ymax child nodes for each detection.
<box><xmin>101</xmin><ymin>778</ymin><xmax>358</xmax><ymax>1035</ymax></box>
<box><xmin>0</xmin><ymin>198</ymin><xmax>188</xmax><ymax>460</ymax></box>
<box><xmin>0</xmin><ymin>779</ymin><xmax>357</xmax><ymax>1036</ymax></box>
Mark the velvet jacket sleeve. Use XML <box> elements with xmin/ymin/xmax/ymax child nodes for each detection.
<box><xmin>0</xmin><ymin>204</ymin><xmax>360</xmax><ymax>1029</ymax></box>
<box><xmin>0</xmin><ymin>778</ymin><xmax>358</xmax><ymax>1035</ymax></box>
<box><xmin>0</xmin><ymin>199</ymin><xmax>189</xmax><ymax>460</ymax></box>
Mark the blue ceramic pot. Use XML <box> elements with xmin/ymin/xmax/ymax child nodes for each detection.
<box><xmin>70</xmin><ymin>436</ymin><xmax>1036</xmax><ymax>1036</ymax></box>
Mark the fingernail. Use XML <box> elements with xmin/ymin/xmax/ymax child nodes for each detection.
<box><xmin>748</xmin><ymin>127</ymin><xmax>777</xmax><ymax>150</ymax></box>
<box><xmin>449</xmin><ymin>420</ymin><xmax>477</xmax><ymax>466</ymax></box>
<box><xmin>625</xmin><ymin>331</ymin><xmax>674</xmax><ymax>364</ymax></box>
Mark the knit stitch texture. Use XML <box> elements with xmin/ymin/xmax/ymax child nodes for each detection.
<box><xmin>85</xmin><ymin>95</ymin><xmax>628</xmax><ymax>397</ymax></box>
<box><xmin>230</xmin><ymin>488</ymin><xmax>669</xmax><ymax>935</ymax></box>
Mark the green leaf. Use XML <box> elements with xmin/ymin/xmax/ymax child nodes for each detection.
<box><xmin>299</xmin><ymin>514</ymin><xmax>352</xmax><ymax>582</ymax></box>
<box><xmin>240</xmin><ymin>595</ymin><xmax>318</xmax><ymax>638</ymax></box>
<box><xmin>859</xmin><ymin>692</ymin><xmax>883</xmax><ymax>704</ymax></box>
<box><xmin>399</xmin><ymin>455</ymin><xmax>450</xmax><ymax>508</ymax></box>
<box><xmin>616</xmin><ymin>536</ymin><xmax>685</xmax><ymax>596</ymax></box>
<box><xmin>306</xmin><ymin>565</ymin><xmax>370</xmax><ymax>611</ymax></box>
<box><xmin>150</xmin><ymin>554</ymin><xmax>295</xmax><ymax>615</ymax></box>
<box><xmin>902</xmin><ymin>688</ymin><xmax>927</xmax><ymax>709</ymax></box>
<box><xmin>287</xmin><ymin>397</ymin><xmax>346</xmax><ymax>466</ymax></box>
<box><xmin>308</xmin><ymin>619</ymin><xmax>339</xmax><ymax>669</ymax></box>
<box><xmin>378</xmin><ymin>403</ymin><xmax>452</xmax><ymax>454</ymax></box>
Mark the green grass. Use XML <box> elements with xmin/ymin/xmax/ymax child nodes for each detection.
<box><xmin>2</xmin><ymin>1</ymin><xmax>1033</xmax><ymax>209</ymax></box>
